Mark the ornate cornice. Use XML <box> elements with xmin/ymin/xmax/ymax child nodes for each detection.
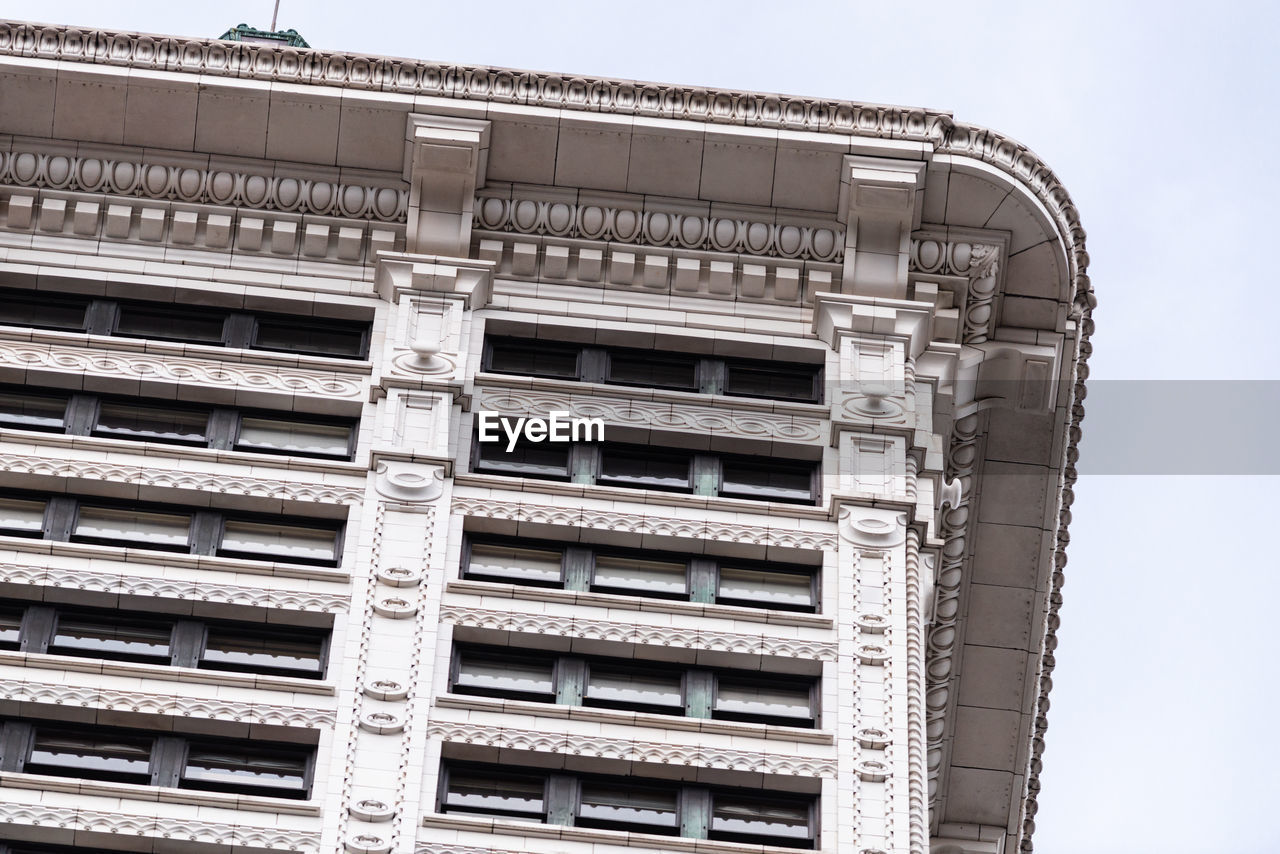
<box><xmin>1</xmin><ymin>678</ymin><xmax>334</xmax><ymax>727</ymax></box>
<box><xmin>440</xmin><ymin>605</ymin><xmax>837</xmax><ymax>661</ymax></box>
<box><xmin>451</xmin><ymin>496</ymin><xmax>837</xmax><ymax>552</ymax></box>
<box><xmin>473</xmin><ymin>386</ymin><xmax>825</xmax><ymax>445</ymax></box>
<box><xmin>0</xmin><ymin>22</ymin><xmax>1091</xmax><ymax>306</ymax></box>
<box><xmin>428</xmin><ymin>721</ymin><xmax>835</xmax><ymax>777</ymax></box>
<box><xmin>0</xmin><ymin>451</ymin><xmax>364</xmax><ymax>504</ymax></box>
<box><xmin>475</xmin><ymin>189</ymin><xmax>843</xmax><ymax>262</ymax></box>
<box><xmin>0</xmin><ymin>561</ymin><xmax>351</xmax><ymax>612</ymax></box>
<box><xmin>0</xmin><ymin>803</ymin><xmax>319</xmax><ymax>851</ymax></box>
<box><xmin>909</xmin><ymin>236</ymin><xmax>1002</xmax><ymax>344</ymax></box>
<box><xmin>0</xmin><ymin>145</ymin><xmax>407</xmax><ymax>220</ymax></box>
<box><xmin>0</xmin><ymin>338</ymin><xmax>367</xmax><ymax>400</ymax></box>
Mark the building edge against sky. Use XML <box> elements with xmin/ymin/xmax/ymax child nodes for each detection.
<box><xmin>0</xmin><ymin>19</ymin><xmax>1092</xmax><ymax>854</ymax></box>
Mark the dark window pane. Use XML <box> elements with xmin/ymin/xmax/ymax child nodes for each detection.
<box><xmin>598</xmin><ymin>449</ymin><xmax>690</xmax><ymax>491</ymax></box>
<box><xmin>27</xmin><ymin>729</ymin><xmax>153</xmax><ymax>784</ymax></box>
<box><xmin>724</xmin><ymin>363</ymin><xmax>820</xmax><ymax>402</ymax></box>
<box><xmin>0</xmin><ymin>391</ymin><xmax>69</xmax><ymax>432</ymax></box>
<box><xmin>253</xmin><ymin>319</ymin><xmax>367</xmax><ymax>358</ymax></box>
<box><xmin>200</xmin><ymin>628</ymin><xmax>325</xmax><ymax>678</ymax></box>
<box><xmin>0</xmin><ymin>496</ymin><xmax>46</xmax><ymax>537</ymax></box>
<box><xmin>714</xmin><ymin>680</ymin><xmax>814</xmax><ymax>725</ymax></box>
<box><xmin>591</xmin><ymin>554</ymin><xmax>687</xmax><ymax>597</ymax></box>
<box><xmin>585</xmin><ymin>668</ymin><xmax>682</xmax><ymax>712</ymax></box>
<box><xmin>72</xmin><ymin>507</ymin><xmax>191</xmax><ymax>550</ymax></box>
<box><xmin>235</xmin><ymin>417</ymin><xmax>352</xmax><ymax>458</ymax></box>
<box><xmin>455</xmin><ymin>653</ymin><xmax>555</xmax><ymax>699</ymax></box>
<box><xmin>720</xmin><ymin>460</ymin><xmax>815</xmax><ymax>503</ymax></box>
<box><xmin>0</xmin><ymin>293</ymin><xmax>88</xmax><ymax>331</ymax></box>
<box><xmin>711</xmin><ymin>796</ymin><xmax>811</xmax><ymax>842</ymax></box>
<box><xmin>444</xmin><ymin>771</ymin><xmax>546</xmax><ymax>820</ymax></box>
<box><xmin>0</xmin><ymin>606</ymin><xmax>22</xmax><ymax>649</ymax></box>
<box><xmin>475</xmin><ymin>441</ymin><xmax>570</xmax><ymax>479</ymax></box>
<box><xmin>578</xmin><ymin>784</ymin><xmax>679</xmax><ymax>832</ymax></box>
<box><xmin>182</xmin><ymin>744</ymin><xmax>309</xmax><ymax>797</ymax></box>
<box><xmin>115</xmin><ymin>306</ymin><xmax>227</xmax><ymax>344</ymax></box>
<box><xmin>488</xmin><ymin>340</ymin><xmax>579</xmax><ymax>379</ymax></box>
<box><xmin>94</xmin><ymin>402</ymin><xmax>209</xmax><ymax>444</ymax></box>
<box><xmin>466</xmin><ymin>542</ymin><xmax>563</xmax><ymax>586</ymax></box>
<box><xmin>50</xmin><ymin>615</ymin><xmax>173</xmax><ymax>664</ymax></box>
<box><xmin>717</xmin><ymin>567</ymin><xmax>814</xmax><ymax>610</ymax></box>
<box><xmin>607</xmin><ymin>353</ymin><xmax>697</xmax><ymax>391</ymax></box>
<box><xmin>218</xmin><ymin>520</ymin><xmax>339</xmax><ymax>564</ymax></box>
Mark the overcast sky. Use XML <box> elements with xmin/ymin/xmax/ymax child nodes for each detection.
<box><xmin>3</xmin><ymin>1</ymin><xmax>1277</xmax><ymax>851</ymax></box>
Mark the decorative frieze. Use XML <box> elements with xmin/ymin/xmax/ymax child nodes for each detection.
<box><xmin>909</xmin><ymin>236</ymin><xmax>1002</xmax><ymax>344</ymax></box>
<box><xmin>451</xmin><ymin>496</ymin><xmax>837</xmax><ymax>552</ymax></box>
<box><xmin>0</xmin><ymin>803</ymin><xmax>319</xmax><ymax>851</ymax></box>
<box><xmin>428</xmin><ymin>721</ymin><xmax>836</xmax><ymax>777</ymax></box>
<box><xmin>0</xmin><ymin>679</ymin><xmax>335</xmax><ymax>728</ymax></box>
<box><xmin>0</xmin><ymin>451</ymin><xmax>365</xmax><ymax>504</ymax></box>
<box><xmin>0</xmin><ymin>338</ymin><xmax>367</xmax><ymax>400</ymax></box>
<box><xmin>440</xmin><ymin>605</ymin><xmax>837</xmax><ymax>660</ymax></box>
<box><xmin>473</xmin><ymin>386</ymin><xmax>825</xmax><ymax>446</ymax></box>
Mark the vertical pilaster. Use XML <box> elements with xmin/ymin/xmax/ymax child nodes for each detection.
<box><xmin>839</xmin><ymin>156</ymin><xmax>925</xmax><ymax>300</ymax></box>
<box><xmin>404</xmin><ymin>115</ymin><xmax>491</xmax><ymax>258</ymax></box>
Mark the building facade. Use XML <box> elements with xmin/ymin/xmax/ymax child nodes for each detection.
<box><xmin>0</xmin><ymin>20</ymin><xmax>1092</xmax><ymax>854</ymax></box>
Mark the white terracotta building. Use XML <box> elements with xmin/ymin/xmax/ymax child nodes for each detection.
<box><xmin>0</xmin><ymin>19</ymin><xmax>1093</xmax><ymax>854</ymax></box>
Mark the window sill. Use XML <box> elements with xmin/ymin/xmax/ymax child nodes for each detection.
<box><xmin>0</xmin><ymin>771</ymin><xmax>321</xmax><ymax>815</ymax></box>
<box><xmin>0</xmin><ymin>427</ymin><xmax>367</xmax><ymax>476</ymax></box>
<box><xmin>445</xmin><ymin>580</ymin><xmax>831</xmax><ymax>629</ymax></box>
<box><xmin>475</xmin><ymin>372</ymin><xmax>828</xmax><ymax>416</ymax></box>
<box><xmin>454</xmin><ymin>474</ymin><xmax>829</xmax><ymax>518</ymax></box>
<box><xmin>434</xmin><ymin>694</ymin><xmax>832</xmax><ymax>744</ymax></box>
<box><xmin>0</xmin><ymin>650</ymin><xmax>335</xmax><ymax>695</ymax></box>
<box><xmin>0</xmin><ymin>325</ymin><xmax>373</xmax><ymax>372</ymax></box>
<box><xmin>0</xmin><ymin>535</ymin><xmax>351</xmax><ymax>582</ymax></box>
<box><xmin>422</xmin><ymin>813</ymin><xmax>812</xmax><ymax>853</ymax></box>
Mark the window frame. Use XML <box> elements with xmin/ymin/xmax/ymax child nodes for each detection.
<box><xmin>0</xmin><ymin>718</ymin><xmax>315</xmax><ymax>800</ymax></box>
<box><xmin>0</xmin><ymin>287</ymin><xmax>370</xmax><ymax>360</ymax></box>
<box><xmin>482</xmin><ymin>334</ymin><xmax>823</xmax><ymax>404</ymax></box>
<box><xmin>461</xmin><ymin>534</ymin><xmax>820</xmax><ymax>614</ymax></box>
<box><xmin>448</xmin><ymin>643</ymin><xmax>819</xmax><ymax>728</ymax></box>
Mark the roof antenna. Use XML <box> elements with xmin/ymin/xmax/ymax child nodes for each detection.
<box><xmin>270</xmin><ymin>0</ymin><xmax>281</xmax><ymax>31</ymax></box>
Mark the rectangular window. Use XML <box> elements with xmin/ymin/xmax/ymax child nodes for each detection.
<box><xmin>474</xmin><ymin>440</ymin><xmax>571</xmax><ymax>479</ymax></box>
<box><xmin>71</xmin><ymin>507</ymin><xmax>192</xmax><ymax>550</ymax></box>
<box><xmin>0</xmin><ymin>497</ymin><xmax>46</xmax><ymax>537</ymax></box>
<box><xmin>199</xmin><ymin>626</ymin><xmax>326</xmax><ymax>678</ymax></box>
<box><xmin>442</xmin><ymin>769</ymin><xmax>547</xmax><ymax>822</ymax></box>
<box><xmin>218</xmin><ymin>520</ymin><xmax>339</xmax><ymax>564</ymax></box>
<box><xmin>720</xmin><ymin>458</ymin><xmax>816</xmax><ymax>504</ymax></box>
<box><xmin>49</xmin><ymin>614</ymin><xmax>173</xmax><ymax>665</ymax></box>
<box><xmin>454</xmin><ymin>652</ymin><xmax>556</xmax><ymax>701</ymax></box>
<box><xmin>0</xmin><ymin>293</ymin><xmax>88</xmax><ymax>331</ymax></box>
<box><xmin>717</xmin><ymin>566</ymin><xmax>815</xmax><ymax>611</ymax></box>
<box><xmin>0</xmin><ymin>607</ymin><xmax>22</xmax><ymax>650</ymax></box>
<box><xmin>710</xmin><ymin>795</ymin><xmax>812</xmax><ymax>845</ymax></box>
<box><xmin>584</xmin><ymin>667</ymin><xmax>683</xmax><ymax>714</ymax></box>
<box><xmin>93</xmin><ymin>401</ymin><xmax>210</xmax><ymax>444</ymax></box>
<box><xmin>0</xmin><ymin>390</ymin><xmax>68</xmax><ymax>432</ymax></box>
<box><xmin>181</xmin><ymin>744</ymin><xmax>310</xmax><ymax>798</ymax></box>
<box><xmin>597</xmin><ymin>447</ymin><xmax>691</xmax><ymax>492</ymax></box>
<box><xmin>235</xmin><ymin>417</ymin><xmax>353</xmax><ymax>458</ymax></box>
<box><xmin>465</xmin><ymin>542</ymin><xmax>564</xmax><ymax>586</ymax></box>
<box><xmin>115</xmin><ymin>305</ymin><xmax>228</xmax><ymax>344</ymax></box>
<box><xmin>713</xmin><ymin>680</ymin><xmax>815</xmax><ymax>726</ymax></box>
<box><xmin>577</xmin><ymin>783</ymin><xmax>679</xmax><ymax>834</ymax></box>
<box><xmin>483</xmin><ymin>335</ymin><xmax>822</xmax><ymax>404</ymax></box>
<box><xmin>26</xmin><ymin>729</ymin><xmax>154</xmax><ymax>785</ymax></box>
<box><xmin>591</xmin><ymin>554</ymin><xmax>686</xmax><ymax>597</ymax></box>
<box><xmin>252</xmin><ymin>319</ymin><xmax>367</xmax><ymax>359</ymax></box>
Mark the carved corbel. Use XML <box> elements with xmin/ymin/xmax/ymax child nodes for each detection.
<box><xmin>839</xmin><ymin>156</ymin><xmax>926</xmax><ymax>299</ymax></box>
<box><xmin>954</xmin><ymin>338</ymin><xmax>1064</xmax><ymax>415</ymax></box>
<box><xmin>404</xmin><ymin>114</ymin><xmax>491</xmax><ymax>258</ymax></box>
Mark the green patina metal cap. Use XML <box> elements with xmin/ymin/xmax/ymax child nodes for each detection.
<box><xmin>218</xmin><ymin>23</ymin><xmax>310</xmax><ymax>48</ymax></box>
